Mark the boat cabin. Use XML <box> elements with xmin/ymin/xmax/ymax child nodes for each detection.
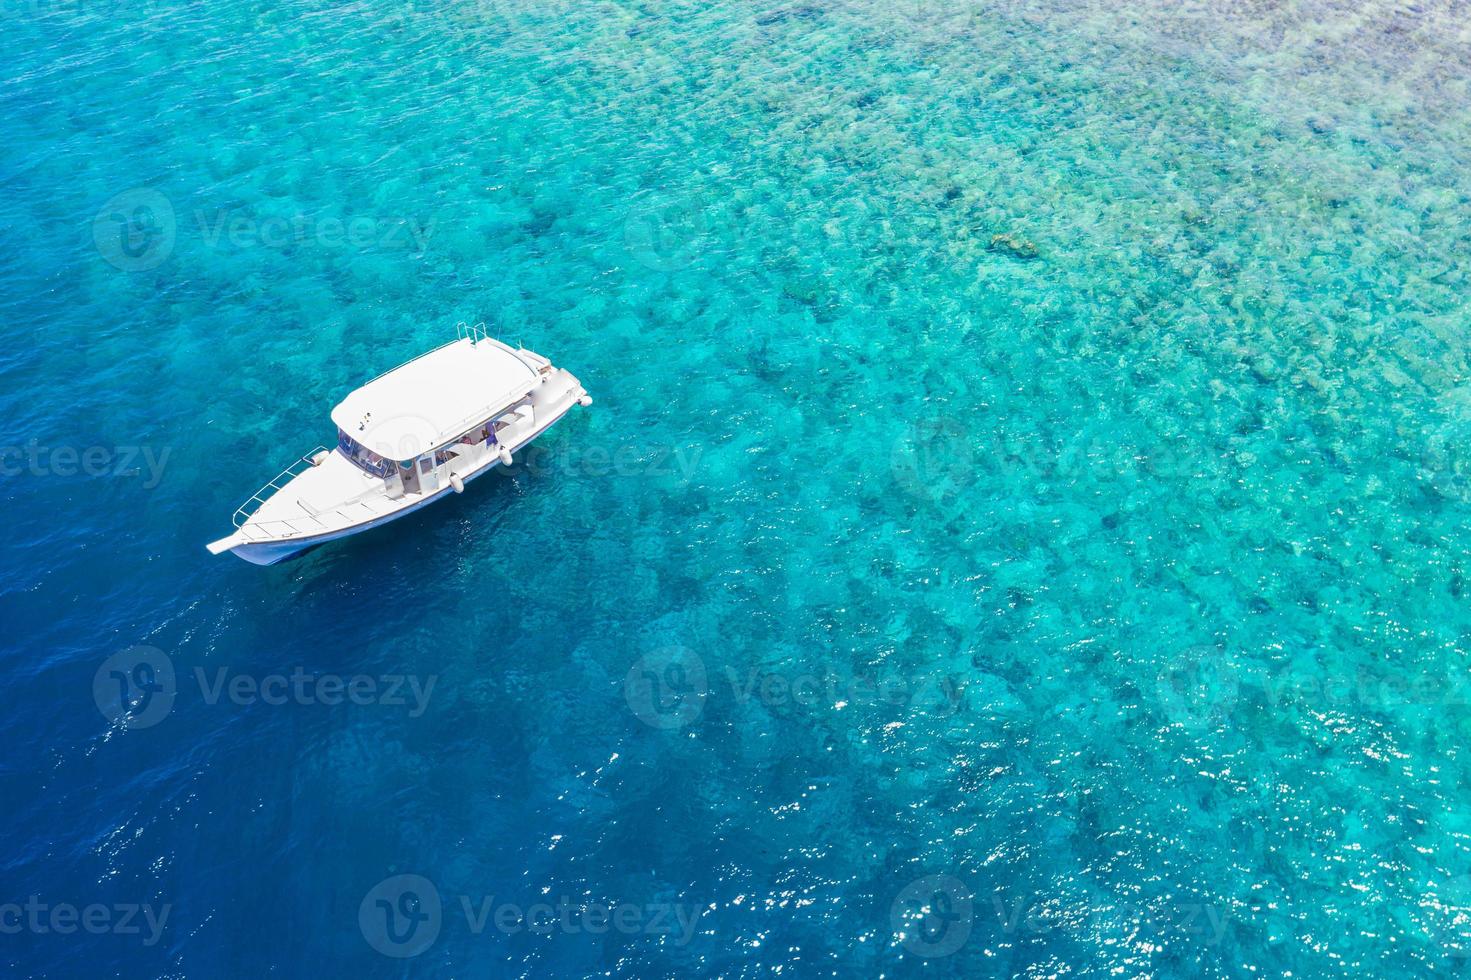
<box><xmin>329</xmin><ymin>333</ymin><xmax>551</xmax><ymax>497</ymax></box>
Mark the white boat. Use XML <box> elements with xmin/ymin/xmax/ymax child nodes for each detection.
<box><xmin>206</xmin><ymin>324</ymin><xmax>590</xmax><ymax>565</ymax></box>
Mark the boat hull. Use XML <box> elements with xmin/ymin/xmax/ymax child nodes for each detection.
<box><xmin>226</xmin><ymin>483</ymin><xmax>454</xmax><ymax>565</ymax></box>
<box><xmin>229</xmin><ymin>537</ymin><xmax>326</xmax><ymax>567</ymax></box>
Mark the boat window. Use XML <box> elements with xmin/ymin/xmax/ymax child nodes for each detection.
<box><xmin>336</xmin><ymin>429</ymin><xmax>395</xmax><ymax>479</ymax></box>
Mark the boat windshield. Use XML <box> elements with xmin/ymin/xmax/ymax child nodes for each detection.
<box><xmin>337</xmin><ymin>429</ymin><xmax>395</xmax><ymax>479</ymax></box>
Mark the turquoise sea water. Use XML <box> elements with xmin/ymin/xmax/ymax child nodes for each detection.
<box><xmin>4</xmin><ymin>0</ymin><xmax>1471</xmax><ymax>974</ymax></box>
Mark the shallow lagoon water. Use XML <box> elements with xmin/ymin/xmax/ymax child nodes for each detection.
<box><xmin>3</xmin><ymin>0</ymin><xmax>1471</xmax><ymax>975</ymax></box>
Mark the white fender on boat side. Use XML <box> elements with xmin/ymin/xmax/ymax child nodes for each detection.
<box><xmin>578</xmin><ymin>393</ymin><xmax>593</xmax><ymax>407</ymax></box>
<box><xmin>498</xmin><ymin>446</ymin><xmax>514</xmax><ymax>465</ymax></box>
<box><xmin>449</xmin><ymin>473</ymin><xmax>465</xmax><ymax>493</ymax></box>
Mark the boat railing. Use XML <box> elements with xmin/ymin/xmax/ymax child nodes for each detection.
<box><xmin>458</xmin><ymin>320</ymin><xmax>527</xmax><ymax>354</ymax></box>
<box><xmin>232</xmin><ymin>447</ymin><xmax>329</xmax><ymax>528</ymax></box>
<box><xmin>456</xmin><ymin>320</ymin><xmax>492</xmax><ymax>345</ymax></box>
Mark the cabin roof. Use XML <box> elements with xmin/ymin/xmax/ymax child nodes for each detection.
<box><xmin>330</xmin><ymin>338</ymin><xmax>539</xmax><ymax>460</ymax></box>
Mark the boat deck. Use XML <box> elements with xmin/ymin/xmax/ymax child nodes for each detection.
<box><xmin>239</xmin><ymin>453</ymin><xmax>412</xmax><ymax>542</ymax></box>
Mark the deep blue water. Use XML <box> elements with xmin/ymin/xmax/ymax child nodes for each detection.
<box><xmin>5</xmin><ymin>0</ymin><xmax>1471</xmax><ymax>975</ymax></box>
